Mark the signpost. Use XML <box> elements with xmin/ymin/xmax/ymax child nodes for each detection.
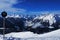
<box><xmin>1</xmin><ymin>11</ymin><xmax>7</xmax><ymax>40</ymax></box>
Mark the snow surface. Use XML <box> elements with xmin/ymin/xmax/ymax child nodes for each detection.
<box><xmin>5</xmin><ymin>31</ymin><xmax>38</xmax><ymax>38</ymax></box>
<box><xmin>37</xmin><ymin>29</ymin><xmax>60</xmax><ymax>37</ymax></box>
<box><xmin>4</xmin><ymin>29</ymin><xmax>60</xmax><ymax>38</ymax></box>
<box><xmin>0</xmin><ymin>35</ymin><xmax>3</xmax><ymax>40</ymax></box>
<box><xmin>0</xmin><ymin>28</ymin><xmax>60</xmax><ymax>40</ymax></box>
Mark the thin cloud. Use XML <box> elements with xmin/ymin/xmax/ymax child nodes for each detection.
<box><xmin>29</xmin><ymin>11</ymin><xmax>60</xmax><ymax>15</ymax></box>
<box><xmin>0</xmin><ymin>0</ymin><xmax>26</xmax><ymax>15</ymax></box>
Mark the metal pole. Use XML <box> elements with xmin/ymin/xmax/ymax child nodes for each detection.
<box><xmin>1</xmin><ymin>11</ymin><xmax>7</xmax><ymax>40</ymax></box>
<box><xmin>3</xmin><ymin>17</ymin><xmax>5</xmax><ymax>40</ymax></box>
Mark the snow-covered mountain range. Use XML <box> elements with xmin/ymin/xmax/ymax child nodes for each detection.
<box><xmin>0</xmin><ymin>14</ymin><xmax>60</xmax><ymax>34</ymax></box>
<box><xmin>0</xmin><ymin>14</ymin><xmax>60</xmax><ymax>40</ymax></box>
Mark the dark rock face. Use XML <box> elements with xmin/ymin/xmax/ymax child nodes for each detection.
<box><xmin>0</xmin><ymin>17</ymin><xmax>25</xmax><ymax>34</ymax></box>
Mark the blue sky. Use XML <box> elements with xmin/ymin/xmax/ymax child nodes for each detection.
<box><xmin>14</xmin><ymin>0</ymin><xmax>60</xmax><ymax>11</ymax></box>
<box><xmin>0</xmin><ymin>0</ymin><xmax>60</xmax><ymax>15</ymax></box>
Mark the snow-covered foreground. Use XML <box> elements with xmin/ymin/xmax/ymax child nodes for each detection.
<box><xmin>5</xmin><ymin>29</ymin><xmax>60</xmax><ymax>38</ymax></box>
<box><xmin>0</xmin><ymin>35</ymin><xmax>3</xmax><ymax>40</ymax></box>
<box><xmin>0</xmin><ymin>29</ymin><xmax>60</xmax><ymax>40</ymax></box>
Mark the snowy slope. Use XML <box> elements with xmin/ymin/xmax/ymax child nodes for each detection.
<box><xmin>4</xmin><ymin>29</ymin><xmax>60</xmax><ymax>38</ymax></box>
<box><xmin>38</xmin><ymin>29</ymin><xmax>60</xmax><ymax>37</ymax></box>
<box><xmin>0</xmin><ymin>35</ymin><xmax>3</xmax><ymax>40</ymax></box>
<box><xmin>5</xmin><ymin>31</ymin><xmax>38</xmax><ymax>38</ymax></box>
<box><xmin>0</xmin><ymin>29</ymin><xmax>60</xmax><ymax>40</ymax></box>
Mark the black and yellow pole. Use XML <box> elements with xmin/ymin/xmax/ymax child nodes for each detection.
<box><xmin>1</xmin><ymin>11</ymin><xmax>7</xmax><ymax>40</ymax></box>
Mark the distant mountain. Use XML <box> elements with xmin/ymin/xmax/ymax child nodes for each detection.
<box><xmin>0</xmin><ymin>14</ymin><xmax>60</xmax><ymax>34</ymax></box>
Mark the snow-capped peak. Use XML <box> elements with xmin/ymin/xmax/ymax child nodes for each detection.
<box><xmin>33</xmin><ymin>14</ymin><xmax>56</xmax><ymax>25</ymax></box>
<box><xmin>6</xmin><ymin>15</ymin><xmax>21</xmax><ymax>18</ymax></box>
<box><xmin>43</xmin><ymin>14</ymin><xmax>56</xmax><ymax>25</ymax></box>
